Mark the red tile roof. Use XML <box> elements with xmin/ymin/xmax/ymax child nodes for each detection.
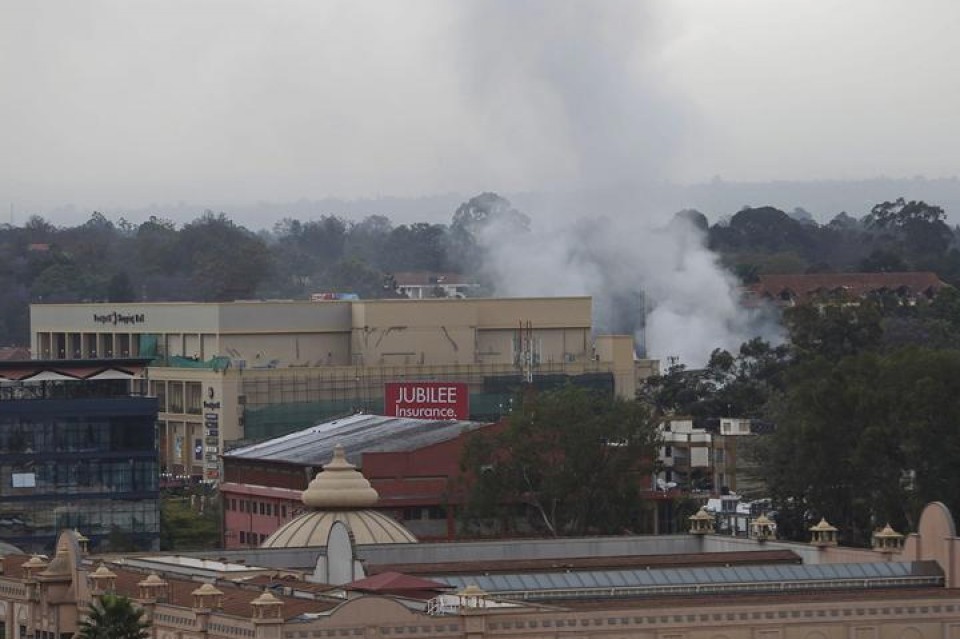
<box><xmin>0</xmin><ymin>554</ymin><xmax>337</xmax><ymax>621</ymax></box>
<box><xmin>749</xmin><ymin>272</ymin><xmax>947</xmax><ymax>303</ymax></box>
<box><xmin>344</xmin><ymin>571</ymin><xmax>451</xmax><ymax>593</ymax></box>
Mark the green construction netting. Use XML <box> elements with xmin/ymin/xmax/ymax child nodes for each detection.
<box><xmin>138</xmin><ymin>334</ymin><xmax>159</xmax><ymax>358</ymax></box>
<box><xmin>241</xmin><ymin>373</ymin><xmax>615</xmax><ymax>442</ymax></box>
<box><xmin>166</xmin><ymin>355</ymin><xmax>232</xmax><ymax>371</ymax></box>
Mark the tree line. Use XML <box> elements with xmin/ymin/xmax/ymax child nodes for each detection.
<box><xmin>3</xmin><ymin>194</ymin><xmax>957</xmax><ymax>347</ymax></box>
<box><xmin>699</xmin><ymin>198</ymin><xmax>960</xmax><ymax>283</ymax></box>
<box><xmin>644</xmin><ymin>286</ymin><xmax>960</xmax><ymax>547</ymax></box>
<box><xmin>0</xmin><ymin>192</ymin><xmax>528</xmax><ymax>346</ymax></box>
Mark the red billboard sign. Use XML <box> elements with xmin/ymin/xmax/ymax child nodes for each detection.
<box><xmin>384</xmin><ymin>382</ymin><xmax>470</xmax><ymax>420</ymax></box>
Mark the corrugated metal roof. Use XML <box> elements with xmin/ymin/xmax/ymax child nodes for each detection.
<box><xmin>436</xmin><ymin>561</ymin><xmax>944</xmax><ymax>597</ymax></box>
<box><xmin>224</xmin><ymin>413</ymin><xmax>492</xmax><ymax>465</ymax></box>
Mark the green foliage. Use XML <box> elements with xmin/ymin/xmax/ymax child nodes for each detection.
<box><xmin>179</xmin><ymin>212</ymin><xmax>273</xmax><ymax>301</ymax></box>
<box><xmin>864</xmin><ymin>198</ymin><xmax>946</xmax><ymax>230</ymax></box>
<box><xmin>460</xmin><ymin>385</ymin><xmax>660</xmax><ymax>537</ymax></box>
<box><xmin>643</xmin><ymin>338</ymin><xmax>789</xmax><ymax>419</ymax></box>
<box><xmin>756</xmin><ymin>348</ymin><xmax>960</xmax><ymax>546</ymax></box>
<box><xmin>160</xmin><ymin>492</ymin><xmax>220</xmax><ymax>551</ymax></box>
<box><xmin>782</xmin><ymin>303</ymin><xmax>882</xmax><ymax>361</ymax></box>
<box><xmin>107</xmin><ymin>272</ymin><xmax>137</xmax><ymax>302</ymax></box>
<box><xmin>78</xmin><ymin>594</ymin><xmax>150</xmax><ymax>639</ymax></box>
<box><xmin>316</xmin><ymin>258</ymin><xmax>400</xmax><ymax>298</ymax></box>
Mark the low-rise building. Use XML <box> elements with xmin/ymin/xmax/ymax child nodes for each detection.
<box><xmin>0</xmin><ymin>358</ymin><xmax>159</xmax><ymax>553</ymax></box>
<box><xmin>656</xmin><ymin>417</ymin><xmax>759</xmax><ymax>495</ymax></box>
<box><xmin>220</xmin><ymin>414</ymin><xmax>501</xmax><ymax>547</ymax></box>
<box><xmin>392</xmin><ymin>272</ymin><xmax>478</xmax><ymax>299</ymax></box>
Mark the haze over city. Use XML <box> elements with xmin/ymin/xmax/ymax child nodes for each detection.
<box><xmin>3</xmin><ymin>0</ymin><xmax>960</xmax><ymax>227</ymax></box>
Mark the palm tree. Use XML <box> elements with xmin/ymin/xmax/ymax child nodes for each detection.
<box><xmin>78</xmin><ymin>594</ymin><xmax>151</xmax><ymax>639</ymax></box>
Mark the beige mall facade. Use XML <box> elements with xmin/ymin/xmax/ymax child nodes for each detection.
<box><xmin>30</xmin><ymin>297</ymin><xmax>655</xmax><ymax>480</ymax></box>
<box><xmin>5</xmin><ymin>502</ymin><xmax>960</xmax><ymax>639</ymax></box>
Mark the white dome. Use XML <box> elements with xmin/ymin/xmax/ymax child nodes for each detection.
<box><xmin>261</xmin><ymin>510</ymin><xmax>417</xmax><ymax>548</ymax></box>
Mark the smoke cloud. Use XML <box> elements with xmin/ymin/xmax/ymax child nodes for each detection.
<box><xmin>479</xmin><ymin>210</ymin><xmax>779</xmax><ymax>368</ymax></box>
<box><xmin>452</xmin><ymin>3</ymin><xmax>776</xmax><ymax>366</ymax></box>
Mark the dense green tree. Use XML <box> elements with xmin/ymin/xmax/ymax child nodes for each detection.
<box><xmin>31</xmin><ymin>258</ymin><xmax>97</xmax><ymax>304</ymax></box>
<box><xmin>383</xmin><ymin>223</ymin><xmax>449</xmax><ymax>272</ymax></box>
<box><xmin>756</xmin><ymin>348</ymin><xmax>960</xmax><ymax>546</ymax></box>
<box><xmin>863</xmin><ymin>198</ymin><xmax>946</xmax><ymax>229</ymax></box>
<box><xmin>710</xmin><ymin>206</ymin><xmax>816</xmax><ymax>255</ymax></box>
<box><xmin>643</xmin><ymin>339</ymin><xmax>789</xmax><ymax>419</ymax></box>
<box><xmin>782</xmin><ymin>302</ymin><xmax>882</xmax><ymax>362</ymax></box>
<box><xmin>859</xmin><ymin>248</ymin><xmax>909</xmax><ymax>273</ymax></box>
<box><xmin>270</xmin><ymin>216</ymin><xmax>348</xmax><ymax>294</ymax></box>
<box><xmin>78</xmin><ymin>594</ymin><xmax>150</xmax><ymax>639</ymax></box>
<box><xmin>449</xmin><ymin>192</ymin><xmax>529</xmax><ymax>274</ymax></box>
<box><xmin>460</xmin><ymin>385</ymin><xmax>660</xmax><ymax>537</ymax></box>
<box><xmin>178</xmin><ymin>212</ymin><xmax>272</xmax><ymax>301</ymax></box>
<box><xmin>316</xmin><ymin>258</ymin><xmax>399</xmax><ymax>299</ymax></box>
<box><xmin>107</xmin><ymin>272</ymin><xmax>137</xmax><ymax>302</ymax></box>
<box><xmin>160</xmin><ymin>492</ymin><xmax>220</xmax><ymax>550</ymax></box>
<box><xmin>344</xmin><ymin>215</ymin><xmax>393</xmax><ymax>270</ymax></box>
<box><xmin>862</xmin><ymin>199</ymin><xmax>953</xmax><ymax>268</ymax></box>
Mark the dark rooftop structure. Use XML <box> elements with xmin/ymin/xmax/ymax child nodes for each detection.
<box><xmin>436</xmin><ymin>560</ymin><xmax>945</xmax><ymax>601</ymax></box>
<box><xmin>367</xmin><ymin>549</ymin><xmax>802</xmax><ymax>577</ymax></box>
<box><xmin>0</xmin><ymin>357</ymin><xmax>150</xmax><ymax>379</ymax></box>
<box><xmin>223</xmin><ymin>413</ymin><xmax>491</xmax><ymax>466</ymax></box>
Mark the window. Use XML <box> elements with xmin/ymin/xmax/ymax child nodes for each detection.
<box><xmin>168</xmin><ymin>382</ymin><xmax>184</xmax><ymax>413</ymax></box>
<box><xmin>185</xmin><ymin>382</ymin><xmax>202</xmax><ymax>415</ymax></box>
<box><xmin>151</xmin><ymin>381</ymin><xmax>167</xmax><ymax>412</ymax></box>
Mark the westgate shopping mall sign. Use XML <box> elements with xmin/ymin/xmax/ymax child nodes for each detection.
<box><xmin>384</xmin><ymin>382</ymin><xmax>469</xmax><ymax>420</ymax></box>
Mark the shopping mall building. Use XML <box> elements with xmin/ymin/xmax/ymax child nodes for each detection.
<box><xmin>30</xmin><ymin>297</ymin><xmax>655</xmax><ymax>481</ymax></box>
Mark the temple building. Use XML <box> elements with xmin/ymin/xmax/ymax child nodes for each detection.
<box><xmin>3</xmin><ymin>453</ymin><xmax>960</xmax><ymax>639</ymax></box>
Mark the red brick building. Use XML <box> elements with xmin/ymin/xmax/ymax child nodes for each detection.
<box><xmin>745</xmin><ymin>271</ymin><xmax>947</xmax><ymax>307</ymax></box>
<box><xmin>219</xmin><ymin>414</ymin><xmax>501</xmax><ymax>548</ymax></box>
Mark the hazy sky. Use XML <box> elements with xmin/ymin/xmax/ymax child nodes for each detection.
<box><xmin>3</xmin><ymin>1</ymin><xmax>959</xmax><ymax>219</ymax></box>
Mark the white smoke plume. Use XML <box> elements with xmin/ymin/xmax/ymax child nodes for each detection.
<box><xmin>448</xmin><ymin>2</ymin><xmax>778</xmax><ymax>367</ymax></box>
<box><xmin>479</xmin><ymin>210</ymin><xmax>780</xmax><ymax>368</ymax></box>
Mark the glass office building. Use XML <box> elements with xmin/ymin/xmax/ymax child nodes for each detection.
<box><xmin>0</xmin><ymin>358</ymin><xmax>159</xmax><ymax>553</ymax></box>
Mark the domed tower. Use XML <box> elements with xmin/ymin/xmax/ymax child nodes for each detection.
<box><xmin>261</xmin><ymin>444</ymin><xmax>417</xmax><ymax>548</ymax></box>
